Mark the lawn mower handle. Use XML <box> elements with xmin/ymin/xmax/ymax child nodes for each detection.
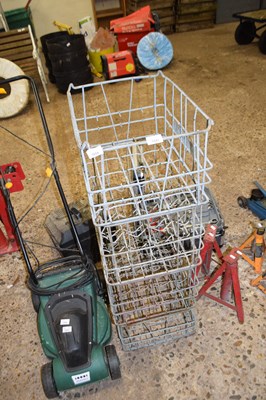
<box><xmin>0</xmin><ymin>75</ymin><xmax>55</xmax><ymax>158</ymax></box>
<box><xmin>0</xmin><ymin>75</ymin><xmax>86</xmax><ymax>261</ymax></box>
<box><xmin>0</xmin><ymin>175</ymin><xmax>38</xmax><ymax>283</ymax></box>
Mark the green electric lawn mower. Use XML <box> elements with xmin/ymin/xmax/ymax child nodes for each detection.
<box><xmin>0</xmin><ymin>75</ymin><xmax>121</xmax><ymax>398</ymax></box>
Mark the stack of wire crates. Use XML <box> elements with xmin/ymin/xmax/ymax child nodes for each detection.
<box><xmin>67</xmin><ymin>71</ymin><xmax>213</xmax><ymax>351</ymax></box>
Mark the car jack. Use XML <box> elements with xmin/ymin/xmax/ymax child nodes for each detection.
<box><xmin>195</xmin><ymin>224</ymin><xmax>223</xmax><ymax>279</ymax></box>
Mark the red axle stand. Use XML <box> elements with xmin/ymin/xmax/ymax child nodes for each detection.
<box><xmin>0</xmin><ymin>162</ymin><xmax>25</xmax><ymax>255</ymax></box>
<box><xmin>196</xmin><ymin>224</ymin><xmax>223</xmax><ymax>278</ymax></box>
<box><xmin>197</xmin><ymin>225</ymin><xmax>244</xmax><ymax>324</ymax></box>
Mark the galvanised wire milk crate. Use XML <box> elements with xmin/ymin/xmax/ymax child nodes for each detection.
<box><xmin>67</xmin><ymin>71</ymin><xmax>213</xmax><ymax>227</ymax></box>
<box><xmin>67</xmin><ymin>72</ymin><xmax>213</xmax><ymax>349</ymax></box>
<box><xmin>117</xmin><ymin>309</ymin><xmax>196</xmax><ymax>351</ymax></box>
<box><xmin>107</xmin><ymin>269</ymin><xmax>198</xmax><ymax>325</ymax></box>
<box><xmin>99</xmin><ymin>207</ymin><xmax>204</xmax><ymax>285</ymax></box>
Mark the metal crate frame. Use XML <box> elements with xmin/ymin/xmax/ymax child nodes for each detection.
<box><xmin>67</xmin><ymin>71</ymin><xmax>213</xmax><ymax>226</ymax></box>
<box><xmin>108</xmin><ymin>269</ymin><xmax>198</xmax><ymax>325</ymax></box>
<box><xmin>67</xmin><ymin>71</ymin><xmax>213</xmax><ymax>350</ymax></box>
<box><xmin>80</xmin><ymin>137</ymin><xmax>211</xmax><ymax>226</ymax></box>
<box><xmin>117</xmin><ymin>309</ymin><xmax>196</xmax><ymax>351</ymax></box>
<box><xmin>98</xmin><ymin>209</ymin><xmax>204</xmax><ymax>285</ymax></box>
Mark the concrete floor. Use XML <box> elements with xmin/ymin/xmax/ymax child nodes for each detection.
<box><xmin>0</xmin><ymin>22</ymin><xmax>265</xmax><ymax>400</ymax></box>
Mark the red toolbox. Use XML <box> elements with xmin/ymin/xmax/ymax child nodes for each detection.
<box><xmin>110</xmin><ymin>6</ymin><xmax>157</xmax><ymax>53</ymax></box>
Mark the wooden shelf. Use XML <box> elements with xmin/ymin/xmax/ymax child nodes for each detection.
<box><xmin>97</xmin><ymin>8</ymin><xmax>124</xmax><ymax>18</ymax></box>
<box><xmin>92</xmin><ymin>0</ymin><xmax>126</xmax><ymax>29</ymax></box>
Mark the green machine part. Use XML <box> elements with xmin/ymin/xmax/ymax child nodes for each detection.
<box><xmin>35</xmin><ymin>267</ymin><xmax>113</xmax><ymax>391</ymax></box>
<box><xmin>53</xmin><ymin>345</ymin><xmax>110</xmax><ymax>391</ymax></box>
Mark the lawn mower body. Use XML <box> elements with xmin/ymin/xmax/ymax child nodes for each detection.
<box><xmin>0</xmin><ymin>75</ymin><xmax>121</xmax><ymax>399</ymax></box>
<box><xmin>36</xmin><ymin>262</ymin><xmax>112</xmax><ymax>392</ymax></box>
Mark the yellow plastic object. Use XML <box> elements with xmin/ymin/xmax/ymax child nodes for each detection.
<box><xmin>5</xmin><ymin>181</ymin><xmax>13</xmax><ymax>189</ymax></box>
<box><xmin>45</xmin><ymin>167</ymin><xmax>53</xmax><ymax>178</ymax></box>
<box><xmin>90</xmin><ymin>64</ymin><xmax>102</xmax><ymax>78</ymax></box>
<box><xmin>88</xmin><ymin>47</ymin><xmax>114</xmax><ymax>74</ymax></box>
<box><xmin>0</xmin><ymin>88</ymin><xmax>7</xmax><ymax>94</ymax></box>
<box><xmin>53</xmin><ymin>21</ymin><xmax>74</xmax><ymax>35</ymax></box>
<box><xmin>126</xmin><ymin>63</ymin><xmax>134</xmax><ymax>73</ymax></box>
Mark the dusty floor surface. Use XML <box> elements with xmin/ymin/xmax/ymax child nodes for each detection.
<box><xmin>0</xmin><ymin>22</ymin><xmax>265</xmax><ymax>400</ymax></box>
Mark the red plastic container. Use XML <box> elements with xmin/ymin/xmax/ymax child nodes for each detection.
<box><xmin>116</xmin><ymin>31</ymin><xmax>150</xmax><ymax>53</ymax></box>
<box><xmin>110</xmin><ymin>6</ymin><xmax>155</xmax><ymax>53</ymax></box>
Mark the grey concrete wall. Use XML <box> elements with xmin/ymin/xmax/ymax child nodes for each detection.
<box><xmin>216</xmin><ymin>0</ymin><xmax>266</xmax><ymax>23</ymax></box>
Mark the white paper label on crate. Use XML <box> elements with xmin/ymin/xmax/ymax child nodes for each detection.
<box><xmin>86</xmin><ymin>146</ymin><xmax>103</xmax><ymax>159</ymax></box>
<box><xmin>146</xmin><ymin>134</ymin><xmax>163</xmax><ymax>145</ymax></box>
<box><xmin>71</xmin><ymin>371</ymin><xmax>91</xmax><ymax>385</ymax></box>
<box><xmin>110</xmin><ymin>71</ymin><xmax>118</xmax><ymax>78</ymax></box>
<box><xmin>62</xmin><ymin>326</ymin><xmax>72</xmax><ymax>333</ymax></box>
<box><xmin>60</xmin><ymin>319</ymin><xmax>70</xmax><ymax>325</ymax></box>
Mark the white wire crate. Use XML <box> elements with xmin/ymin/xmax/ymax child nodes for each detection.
<box><xmin>67</xmin><ymin>72</ymin><xmax>212</xmax><ymax>349</ymax></box>
<box><xmin>108</xmin><ymin>269</ymin><xmax>198</xmax><ymax>325</ymax></box>
<box><xmin>117</xmin><ymin>308</ymin><xmax>196</xmax><ymax>351</ymax></box>
<box><xmin>67</xmin><ymin>71</ymin><xmax>213</xmax><ymax>226</ymax></box>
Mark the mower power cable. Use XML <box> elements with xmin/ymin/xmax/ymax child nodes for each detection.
<box><xmin>0</xmin><ymin>124</ymin><xmax>55</xmax><ymax>226</ymax></box>
<box><xmin>25</xmin><ymin>241</ymin><xmax>40</xmax><ymax>268</ymax></box>
<box><xmin>17</xmin><ymin>170</ymin><xmax>54</xmax><ymax>225</ymax></box>
<box><xmin>27</xmin><ymin>256</ymin><xmax>96</xmax><ymax>296</ymax></box>
<box><xmin>0</xmin><ymin>124</ymin><xmax>52</xmax><ymax>158</ymax></box>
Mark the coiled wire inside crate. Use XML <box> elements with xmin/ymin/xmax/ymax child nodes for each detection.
<box><xmin>99</xmin><ymin>207</ymin><xmax>204</xmax><ymax>285</ymax></box>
